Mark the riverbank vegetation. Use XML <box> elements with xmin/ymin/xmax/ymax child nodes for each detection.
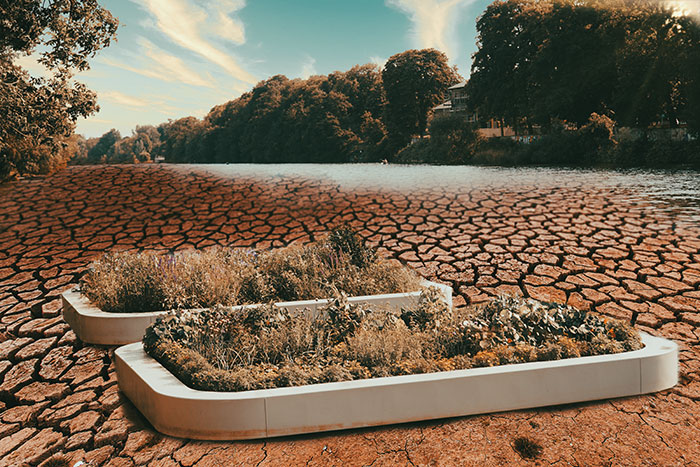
<box><xmin>400</xmin><ymin>113</ymin><xmax>700</xmax><ymax>168</ymax></box>
<box><xmin>143</xmin><ymin>291</ymin><xmax>643</xmax><ymax>392</ymax></box>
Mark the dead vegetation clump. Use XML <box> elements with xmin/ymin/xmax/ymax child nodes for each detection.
<box><xmin>81</xmin><ymin>227</ymin><xmax>422</xmax><ymax>312</ymax></box>
<box><xmin>143</xmin><ymin>291</ymin><xmax>643</xmax><ymax>392</ymax></box>
<box><xmin>512</xmin><ymin>436</ymin><xmax>543</xmax><ymax>459</ymax></box>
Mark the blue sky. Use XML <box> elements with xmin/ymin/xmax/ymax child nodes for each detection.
<box><xmin>60</xmin><ymin>0</ymin><xmax>492</xmax><ymax>137</ymax></box>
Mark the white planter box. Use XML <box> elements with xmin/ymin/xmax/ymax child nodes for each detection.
<box><xmin>114</xmin><ymin>333</ymin><xmax>678</xmax><ymax>441</ymax></box>
<box><xmin>62</xmin><ymin>280</ymin><xmax>452</xmax><ymax>345</ymax></box>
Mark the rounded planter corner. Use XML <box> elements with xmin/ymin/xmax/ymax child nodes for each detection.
<box><xmin>62</xmin><ymin>280</ymin><xmax>452</xmax><ymax>346</ymax></box>
<box><xmin>114</xmin><ymin>333</ymin><xmax>678</xmax><ymax>441</ymax></box>
<box><xmin>62</xmin><ymin>291</ymin><xmax>168</xmax><ymax>346</ymax></box>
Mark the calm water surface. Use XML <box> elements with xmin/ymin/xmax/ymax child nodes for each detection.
<box><xmin>182</xmin><ymin>164</ymin><xmax>700</xmax><ymax>224</ymax></box>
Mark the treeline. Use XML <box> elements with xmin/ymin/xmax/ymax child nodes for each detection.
<box><xmin>73</xmin><ymin>50</ymin><xmax>459</xmax><ymax>165</ymax></box>
<box><xmin>388</xmin><ymin>0</ymin><xmax>700</xmax><ymax>167</ymax></box>
<box><xmin>74</xmin><ymin>0</ymin><xmax>700</xmax><ymax>169</ymax></box>
<box><xmin>70</xmin><ymin>125</ymin><xmax>161</xmax><ymax>164</ymax></box>
<box><xmin>467</xmin><ymin>0</ymin><xmax>700</xmax><ymax>133</ymax></box>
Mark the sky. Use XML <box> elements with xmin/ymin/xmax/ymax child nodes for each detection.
<box><xmin>40</xmin><ymin>0</ymin><xmax>493</xmax><ymax>137</ymax></box>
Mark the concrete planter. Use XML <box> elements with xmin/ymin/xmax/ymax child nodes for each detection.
<box><xmin>62</xmin><ymin>280</ymin><xmax>452</xmax><ymax>345</ymax></box>
<box><xmin>115</xmin><ymin>333</ymin><xmax>678</xmax><ymax>441</ymax></box>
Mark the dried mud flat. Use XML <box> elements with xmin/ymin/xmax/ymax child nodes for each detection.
<box><xmin>0</xmin><ymin>164</ymin><xmax>699</xmax><ymax>466</ymax></box>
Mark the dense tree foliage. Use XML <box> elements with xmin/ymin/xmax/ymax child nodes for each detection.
<box><xmin>85</xmin><ymin>64</ymin><xmax>394</xmax><ymax>165</ymax></box>
<box><xmin>86</xmin><ymin>128</ymin><xmax>120</xmax><ymax>162</ymax></box>
<box><xmin>426</xmin><ymin>114</ymin><xmax>481</xmax><ymax>164</ymax></box>
<box><xmin>382</xmin><ymin>49</ymin><xmax>461</xmax><ymax>148</ymax></box>
<box><xmin>196</xmin><ymin>65</ymin><xmax>388</xmax><ymax>163</ymax></box>
<box><xmin>468</xmin><ymin>0</ymin><xmax>700</xmax><ymax>134</ymax></box>
<box><xmin>0</xmin><ymin>0</ymin><xmax>118</xmax><ymax>181</ymax></box>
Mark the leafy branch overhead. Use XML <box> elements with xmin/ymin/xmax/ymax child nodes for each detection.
<box><xmin>0</xmin><ymin>0</ymin><xmax>118</xmax><ymax>180</ymax></box>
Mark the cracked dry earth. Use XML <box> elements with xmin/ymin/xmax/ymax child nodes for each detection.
<box><xmin>0</xmin><ymin>164</ymin><xmax>699</xmax><ymax>467</ymax></box>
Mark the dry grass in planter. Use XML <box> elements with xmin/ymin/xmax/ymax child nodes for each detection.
<box><xmin>143</xmin><ymin>291</ymin><xmax>643</xmax><ymax>392</ymax></box>
<box><xmin>80</xmin><ymin>227</ymin><xmax>422</xmax><ymax>313</ymax></box>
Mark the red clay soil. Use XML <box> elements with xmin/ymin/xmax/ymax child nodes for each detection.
<box><xmin>0</xmin><ymin>164</ymin><xmax>699</xmax><ymax>466</ymax></box>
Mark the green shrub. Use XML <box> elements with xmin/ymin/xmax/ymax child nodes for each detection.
<box><xmin>394</xmin><ymin>138</ymin><xmax>433</xmax><ymax>164</ymax></box>
<box><xmin>143</xmin><ymin>294</ymin><xmax>643</xmax><ymax>392</ymax></box>
<box><xmin>394</xmin><ymin>115</ymin><xmax>482</xmax><ymax>165</ymax></box>
<box><xmin>516</xmin><ymin>115</ymin><xmax>616</xmax><ymax>166</ymax></box>
<box><xmin>471</xmin><ymin>137</ymin><xmax>521</xmax><ymax>166</ymax></box>
<box><xmin>326</xmin><ymin>225</ymin><xmax>376</xmax><ymax>268</ymax></box>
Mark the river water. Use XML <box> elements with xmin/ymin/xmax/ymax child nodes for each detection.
<box><xmin>183</xmin><ymin>163</ymin><xmax>700</xmax><ymax>224</ymax></box>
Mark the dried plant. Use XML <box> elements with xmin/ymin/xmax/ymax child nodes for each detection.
<box><xmin>81</xmin><ymin>227</ymin><xmax>422</xmax><ymax>313</ymax></box>
<box><xmin>80</xmin><ymin>248</ymin><xmax>252</xmax><ymax>313</ymax></box>
<box><xmin>512</xmin><ymin>436</ymin><xmax>543</xmax><ymax>459</ymax></box>
<box><xmin>143</xmin><ymin>293</ymin><xmax>643</xmax><ymax>392</ymax></box>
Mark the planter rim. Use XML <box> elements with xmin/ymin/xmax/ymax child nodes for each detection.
<box><xmin>117</xmin><ymin>333</ymin><xmax>674</xmax><ymax>399</ymax></box>
<box><xmin>62</xmin><ymin>280</ymin><xmax>452</xmax><ymax>345</ymax></box>
<box><xmin>115</xmin><ymin>332</ymin><xmax>678</xmax><ymax>440</ymax></box>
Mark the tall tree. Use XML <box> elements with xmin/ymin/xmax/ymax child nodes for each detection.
<box><xmin>614</xmin><ymin>3</ymin><xmax>695</xmax><ymax>129</ymax></box>
<box><xmin>382</xmin><ymin>49</ymin><xmax>460</xmax><ymax>149</ymax></box>
<box><xmin>157</xmin><ymin>117</ymin><xmax>206</xmax><ymax>163</ymax></box>
<box><xmin>528</xmin><ymin>0</ymin><xmax>622</xmax><ymax>126</ymax></box>
<box><xmin>0</xmin><ymin>0</ymin><xmax>118</xmax><ymax>181</ymax></box>
<box><xmin>468</xmin><ymin>0</ymin><xmax>537</xmax><ymax>132</ymax></box>
<box><xmin>685</xmin><ymin>17</ymin><xmax>700</xmax><ymax>135</ymax></box>
<box><xmin>86</xmin><ymin>128</ymin><xmax>120</xmax><ymax>163</ymax></box>
<box><xmin>468</xmin><ymin>0</ymin><xmax>700</xmax><ymax>133</ymax></box>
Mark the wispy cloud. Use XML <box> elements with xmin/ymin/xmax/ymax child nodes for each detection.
<box><xmin>101</xmin><ymin>91</ymin><xmax>150</xmax><ymax>108</ymax></box>
<box><xmin>101</xmin><ymin>91</ymin><xmax>180</xmax><ymax>115</ymax></box>
<box><xmin>387</xmin><ymin>0</ymin><xmax>475</xmax><ymax>61</ymax></box>
<box><xmin>299</xmin><ymin>55</ymin><xmax>317</xmax><ymax>79</ymax></box>
<box><xmin>101</xmin><ymin>38</ymin><xmax>214</xmax><ymax>88</ymax></box>
<box><xmin>212</xmin><ymin>0</ymin><xmax>246</xmax><ymax>44</ymax></box>
<box><xmin>136</xmin><ymin>0</ymin><xmax>256</xmax><ymax>84</ymax></box>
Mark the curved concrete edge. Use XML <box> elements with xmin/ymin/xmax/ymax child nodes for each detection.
<box><xmin>62</xmin><ymin>292</ymin><xmax>169</xmax><ymax>346</ymax></box>
<box><xmin>115</xmin><ymin>333</ymin><xmax>678</xmax><ymax>441</ymax></box>
<box><xmin>63</xmin><ymin>280</ymin><xmax>452</xmax><ymax>346</ymax></box>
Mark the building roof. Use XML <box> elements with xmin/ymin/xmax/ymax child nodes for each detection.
<box><xmin>448</xmin><ymin>81</ymin><xmax>467</xmax><ymax>90</ymax></box>
<box><xmin>433</xmin><ymin>100</ymin><xmax>452</xmax><ymax>111</ymax></box>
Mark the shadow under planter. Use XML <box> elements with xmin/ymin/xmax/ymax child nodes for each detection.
<box><xmin>114</xmin><ymin>333</ymin><xmax>678</xmax><ymax>441</ymax></box>
<box><xmin>62</xmin><ymin>280</ymin><xmax>453</xmax><ymax>345</ymax></box>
